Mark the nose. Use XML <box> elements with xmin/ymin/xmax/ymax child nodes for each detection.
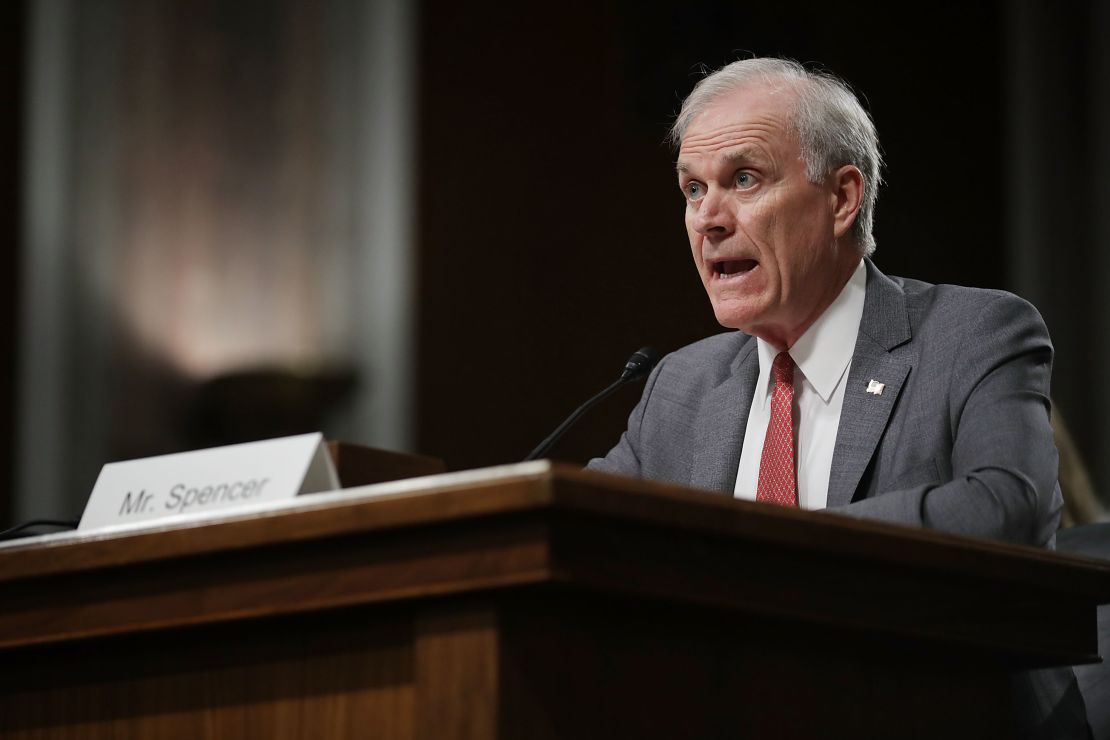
<box><xmin>690</xmin><ymin>188</ymin><xmax>734</xmax><ymax>238</ymax></box>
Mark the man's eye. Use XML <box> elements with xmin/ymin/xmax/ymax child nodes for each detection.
<box><xmin>735</xmin><ymin>171</ymin><xmax>757</xmax><ymax>189</ymax></box>
<box><xmin>684</xmin><ymin>182</ymin><xmax>705</xmax><ymax>200</ymax></box>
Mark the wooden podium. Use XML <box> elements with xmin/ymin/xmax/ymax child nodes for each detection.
<box><xmin>2</xmin><ymin>462</ymin><xmax>1109</xmax><ymax>739</ymax></box>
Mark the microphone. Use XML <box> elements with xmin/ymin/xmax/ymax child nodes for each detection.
<box><xmin>620</xmin><ymin>346</ymin><xmax>659</xmax><ymax>381</ymax></box>
<box><xmin>525</xmin><ymin>346</ymin><xmax>660</xmax><ymax>462</ymax></box>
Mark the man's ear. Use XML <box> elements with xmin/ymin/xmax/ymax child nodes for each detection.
<box><xmin>831</xmin><ymin>165</ymin><xmax>864</xmax><ymax>239</ymax></box>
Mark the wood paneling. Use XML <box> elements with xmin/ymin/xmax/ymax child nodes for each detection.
<box><xmin>2</xmin><ymin>464</ymin><xmax>1107</xmax><ymax>657</ymax></box>
<box><xmin>415</xmin><ymin>606</ymin><xmax>500</xmax><ymax>740</ymax></box>
<box><xmin>1</xmin><ymin>465</ymin><xmax>1108</xmax><ymax>738</ymax></box>
<box><xmin>326</xmin><ymin>441</ymin><xmax>445</xmax><ymax>487</ymax></box>
<box><xmin>0</xmin><ymin>609</ymin><xmax>416</xmax><ymax>739</ymax></box>
<box><xmin>497</xmin><ymin>593</ymin><xmax>1018</xmax><ymax>739</ymax></box>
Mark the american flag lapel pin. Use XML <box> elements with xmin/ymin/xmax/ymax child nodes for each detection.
<box><xmin>866</xmin><ymin>379</ymin><xmax>885</xmax><ymax>396</ymax></box>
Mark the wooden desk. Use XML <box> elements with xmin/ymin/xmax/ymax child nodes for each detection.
<box><xmin>1</xmin><ymin>462</ymin><xmax>1108</xmax><ymax>738</ymax></box>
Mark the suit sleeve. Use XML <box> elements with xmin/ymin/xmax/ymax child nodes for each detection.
<box><xmin>836</xmin><ymin>294</ymin><xmax>1061</xmax><ymax>546</ymax></box>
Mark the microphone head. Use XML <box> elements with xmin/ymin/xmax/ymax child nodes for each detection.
<box><xmin>620</xmin><ymin>346</ymin><xmax>660</xmax><ymax>381</ymax></box>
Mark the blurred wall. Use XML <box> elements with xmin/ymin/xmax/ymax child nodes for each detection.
<box><xmin>16</xmin><ymin>0</ymin><xmax>415</xmax><ymax>522</ymax></box>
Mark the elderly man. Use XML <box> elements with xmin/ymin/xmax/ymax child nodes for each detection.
<box><xmin>590</xmin><ymin>58</ymin><xmax>1061</xmax><ymax>546</ymax></box>
<box><xmin>589</xmin><ymin>57</ymin><xmax>1087</xmax><ymax>739</ymax></box>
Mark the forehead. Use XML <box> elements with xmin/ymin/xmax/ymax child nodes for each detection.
<box><xmin>678</xmin><ymin>82</ymin><xmax>800</xmax><ymax>163</ymax></box>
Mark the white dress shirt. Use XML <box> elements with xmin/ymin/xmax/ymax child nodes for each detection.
<box><xmin>734</xmin><ymin>259</ymin><xmax>866</xmax><ymax>509</ymax></box>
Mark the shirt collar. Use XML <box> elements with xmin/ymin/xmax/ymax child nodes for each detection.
<box><xmin>755</xmin><ymin>259</ymin><xmax>867</xmax><ymax>403</ymax></box>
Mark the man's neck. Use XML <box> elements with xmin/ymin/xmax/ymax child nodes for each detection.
<box><xmin>757</xmin><ymin>252</ymin><xmax>864</xmax><ymax>350</ymax></box>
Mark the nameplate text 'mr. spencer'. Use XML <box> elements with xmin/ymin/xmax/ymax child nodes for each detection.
<box><xmin>78</xmin><ymin>433</ymin><xmax>339</xmax><ymax>531</ymax></box>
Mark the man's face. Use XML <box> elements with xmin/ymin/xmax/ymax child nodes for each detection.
<box><xmin>677</xmin><ymin>83</ymin><xmax>857</xmax><ymax>349</ymax></box>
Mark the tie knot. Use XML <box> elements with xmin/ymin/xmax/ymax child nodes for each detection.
<box><xmin>771</xmin><ymin>351</ymin><xmax>794</xmax><ymax>385</ymax></box>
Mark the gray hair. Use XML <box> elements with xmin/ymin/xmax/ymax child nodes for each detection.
<box><xmin>670</xmin><ymin>58</ymin><xmax>883</xmax><ymax>256</ymax></box>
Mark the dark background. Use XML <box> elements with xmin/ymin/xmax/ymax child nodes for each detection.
<box><xmin>1</xmin><ymin>2</ymin><xmax>24</xmax><ymax>527</ymax></box>
<box><xmin>415</xmin><ymin>0</ymin><xmax>1010</xmax><ymax>470</ymax></box>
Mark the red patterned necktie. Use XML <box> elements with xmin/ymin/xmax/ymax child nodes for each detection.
<box><xmin>756</xmin><ymin>351</ymin><xmax>797</xmax><ymax>507</ymax></box>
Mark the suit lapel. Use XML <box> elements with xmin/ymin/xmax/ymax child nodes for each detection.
<box><xmin>826</xmin><ymin>261</ymin><xmax>913</xmax><ymax>508</ymax></box>
<box><xmin>690</xmin><ymin>340</ymin><xmax>759</xmax><ymax>493</ymax></box>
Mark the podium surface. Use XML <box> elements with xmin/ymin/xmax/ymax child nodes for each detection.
<box><xmin>2</xmin><ymin>462</ymin><xmax>1109</xmax><ymax>738</ymax></box>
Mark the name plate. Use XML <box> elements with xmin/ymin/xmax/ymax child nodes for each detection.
<box><xmin>78</xmin><ymin>433</ymin><xmax>339</xmax><ymax>531</ymax></box>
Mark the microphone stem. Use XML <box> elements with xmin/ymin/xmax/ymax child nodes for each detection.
<box><xmin>524</xmin><ymin>377</ymin><xmax>628</xmax><ymax>461</ymax></box>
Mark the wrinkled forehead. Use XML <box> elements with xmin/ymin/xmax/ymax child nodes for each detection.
<box><xmin>678</xmin><ymin>81</ymin><xmax>803</xmax><ymax>159</ymax></box>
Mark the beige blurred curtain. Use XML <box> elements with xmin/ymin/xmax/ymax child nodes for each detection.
<box><xmin>19</xmin><ymin>0</ymin><xmax>414</xmax><ymax>520</ymax></box>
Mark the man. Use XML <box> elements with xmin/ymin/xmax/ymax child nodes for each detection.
<box><xmin>589</xmin><ymin>58</ymin><xmax>1061</xmax><ymax>547</ymax></box>
<box><xmin>588</xmin><ymin>58</ymin><xmax>1087</xmax><ymax>738</ymax></box>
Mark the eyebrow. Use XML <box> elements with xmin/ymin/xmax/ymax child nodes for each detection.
<box><xmin>675</xmin><ymin>146</ymin><xmax>768</xmax><ymax>175</ymax></box>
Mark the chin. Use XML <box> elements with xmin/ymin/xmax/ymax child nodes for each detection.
<box><xmin>711</xmin><ymin>310</ymin><xmax>754</xmax><ymax>332</ymax></box>
<box><xmin>708</xmin><ymin>299</ymin><xmax>755</xmax><ymax>331</ymax></box>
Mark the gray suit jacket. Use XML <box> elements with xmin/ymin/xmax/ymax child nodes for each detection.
<box><xmin>589</xmin><ymin>259</ymin><xmax>1063</xmax><ymax>546</ymax></box>
<box><xmin>590</xmin><ymin>260</ymin><xmax>1088</xmax><ymax>737</ymax></box>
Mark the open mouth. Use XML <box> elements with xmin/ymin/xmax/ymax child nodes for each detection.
<box><xmin>712</xmin><ymin>259</ymin><xmax>758</xmax><ymax>278</ymax></box>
